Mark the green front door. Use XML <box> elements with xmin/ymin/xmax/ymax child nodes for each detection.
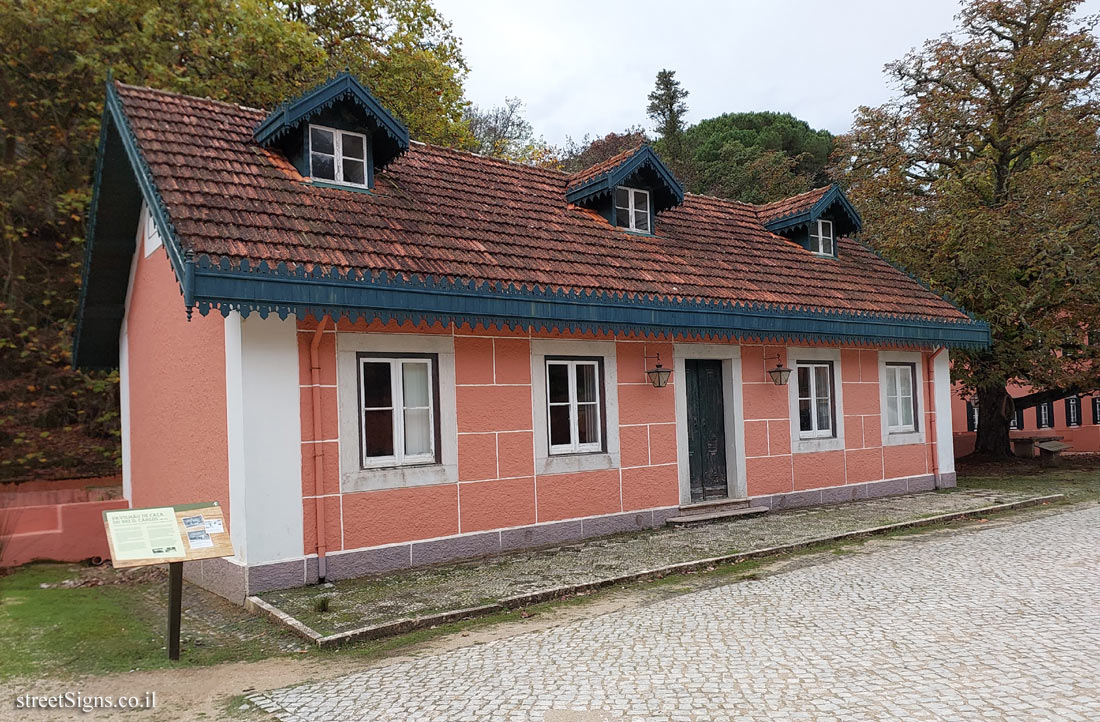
<box><xmin>685</xmin><ymin>359</ymin><xmax>729</xmax><ymax>502</ymax></box>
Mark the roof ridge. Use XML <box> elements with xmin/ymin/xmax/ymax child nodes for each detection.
<box><xmin>114</xmin><ymin>80</ymin><xmax>268</xmax><ymax>115</ymax></box>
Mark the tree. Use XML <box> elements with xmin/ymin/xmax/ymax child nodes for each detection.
<box><xmin>690</xmin><ymin>142</ymin><xmax>814</xmax><ymax>204</ymax></box>
<box><xmin>647</xmin><ymin>69</ymin><xmax>689</xmax><ymax>161</ymax></box>
<box><xmin>0</xmin><ymin>0</ymin><xmax>471</xmax><ymax>480</ymax></box>
<box><xmin>557</xmin><ymin>128</ymin><xmax>649</xmax><ymax>173</ymax></box>
<box><xmin>682</xmin><ymin>111</ymin><xmax>827</xmax><ymax>193</ymax></box>
<box><xmin>281</xmin><ymin>0</ymin><xmax>471</xmax><ymax>147</ymax></box>
<box><xmin>464</xmin><ymin>97</ymin><xmax>553</xmax><ymax>163</ymax></box>
<box><xmin>831</xmin><ymin>0</ymin><xmax>1100</xmax><ymax>457</ymax></box>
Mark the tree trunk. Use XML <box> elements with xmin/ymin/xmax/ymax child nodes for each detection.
<box><xmin>973</xmin><ymin>384</ymin><xmax>1014</xmax><ymax>457</ymax></box>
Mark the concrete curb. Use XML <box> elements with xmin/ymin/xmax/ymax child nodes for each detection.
<box><xmin>247</xmin><ymin>493</ymin><xmax>1065</xmax><ymax>648</ymax></box>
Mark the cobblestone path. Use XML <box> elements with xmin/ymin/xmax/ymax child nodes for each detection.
<box><xmin>252</xmin><ymin>507</ymin><xmax>1100</xmax><ymax>721</ymax></box>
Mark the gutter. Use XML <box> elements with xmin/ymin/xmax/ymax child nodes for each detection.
<box><xmin>309</xmin><ymin>316</ymin><xmax>330</xmax><ymax>582</ymax></box>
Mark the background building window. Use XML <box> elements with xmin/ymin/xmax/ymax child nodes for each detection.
<box><xmin>1037</xmin><ymin>400</ymin><xmax>1055</xmax><ymax>429</ymax></box>
<box><xmin>1066</xmin><ymin>397</ymin><xmax>1081</xmax><ymax>427</ymax></box>
<box><xmin>796</xmin><ymin>361</ymin><xmax>835</xmax><ymax>438</ymax></box>
<box><xmin>884</xmin><ymin>363</ymin><xmax>917</xmax><ymax>433</ymax></box>
<box><xmin>546</xmin><ymin>358</ymin><xmax>604</xmax><ymax>454</ymax></box>
<box><xmin>358</xmin><ymin>355</ymin><xmax>438</xmax><ymax>468</ymax></box>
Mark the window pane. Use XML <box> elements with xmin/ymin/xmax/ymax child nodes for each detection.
<box><xmin>577</xmin><ymin>402</ymin><xmax>599</xmax><ymax>444</ymax></box>
<box><xmin>633</xmin><ymin>209</ymin><xmax>649</xmax><ymax>232</ymax></box>
<box><xmin>342</xmin><ymin>159</ymin><xmax>365</xmax><ymax>185</ymax></box>
<box><xmin>342</xmin><ymin>132</ymin><xmax>364</xmax><ymax>160</ymax></box>
<box><xmin>898</xmin><ymin>367</ymin><xmax>912</xmax><ymax>398</ymax></box>
<box><xmin>633</xmin><ymin>190</ymin><xmax>649</xmax><ymax>211</ymax></box>
<box><xmin>816</xmin><ymin>397</ymin><xmax>831</xmax><ymax>433</ymax></box>
<box><xmin>615</xmin><ymin>186</ymin><xmax>629</xmax><ymax>209</ymax></box>
<box><xmin>575</xmin><ymin>364</ymin><xmax>597</xmax><ymax>403</ymax></box>
<box><xmin>797</xmin><ymin>366</ymin><xmax>811</xmax><ymax>400</ymax></box>
<box><xmin>887</xmin><ymin>395</ymin><xmax>899</xmax><ymax>428</ymax></box>
<box><xmin>402</xmin><ymin>362</ymin><xmax>430</xmax><ymax>407</ymax></box>
<box><xmin>900</xmin><ymin>398</ymin><xmax>914</xmax><ymax>428</ymax></box>
<box><xmin>363</xmin><ymin>409</ymin><xmax>394</xmax><ymax>457</ymax></box>
<box><xmin>799</xmin><ymin>398</ymin><xmax>812</xmax><ymax>432</ymax></box>
<box><xmin>547</xmin><ymin>363</ymin><xmax>569</xmax><ymax>403</ymax></box>
<box><xmin>361</xmin><ymin>362</ymin><xmax>392</xmax><ymax>408</ymax></box>
<box><xmin>822</xmin><ymin>236</ymin><xmax>833</xmax><ymax>255</ymax></box>
<box><xmin>886</xmin><ymin>368</ymin><xmax>898</xmax><ymax>398</ymax></box>
<box><xmin>310</xmin><ymin>127</ymin><xmax>334</xmax><ymax>155</ymax></box>
<box><xmin>403</xmin><ymin>408</ymin><xmax>431</xmax><ymax>456</ymax></box>
<box><xmin>549</xmin><ymin>404</ymin><xmax>571</xmax><ymax>446</ymax></box>
<box><xmin>813</xmin><ymin>365</ymin><xmax>831</xmax><ymax>402</ymax></box>
<box><xmin>615</xmin><ymin>206</ymin><xmax>631</xmax><ymax>228</ymax></box>
<box><xmin>311</xmin><ymin>152</ymin><xmax>335</xmax><ymax>180</ymax></box>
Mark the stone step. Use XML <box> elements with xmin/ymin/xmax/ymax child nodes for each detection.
<box><xmin>665</xmin><ymin>505</ymin><xmax>770</xmax><ymax>526</ymax></box>
<box><xmin>678</xmin><ymin>497</ymin><xmax>755</xmax><ymax>515</ymax></box>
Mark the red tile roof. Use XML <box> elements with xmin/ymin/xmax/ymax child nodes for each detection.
<box><xmin>566</xmin><ymin>143</ymin><xmax>646</xmax><ymax>192</ymax></box>
<box><xmin>114</xmin><ymin>82</ymin><xmax>969</xmax><ymax>322</ymax></box>
<box><xmin>755</xmin><ymin>185</ymin><xmax>831</xmax><ymax>225</ymax></box>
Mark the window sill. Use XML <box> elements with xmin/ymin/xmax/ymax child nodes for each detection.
<box><xmin>883</xmin><ymin>430</ymin><xmax>926</xmax><ymax>447</ymax></box>
<box><xmin>306</xmin><ymin>179</ymin><xmax>374</xmax><ymax>194</ymax></box>
<box><xmin>341</xmin><ymin>462</ymin><xmax>457</xmax><ymax>493</ymax></box>
<box><xmin>536</xmin><ymin>451</ymin><xmax>620</xmax><ymax>476</ymax></box>
<box><xmin>792</xmin><ymin>436</ymin><xmax>844</xmax><ymax>454</ymax></box>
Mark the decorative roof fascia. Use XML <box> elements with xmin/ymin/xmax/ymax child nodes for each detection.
<box><xmin>764</xmin><ymin>184</ymin><xmax>863</xmax><ymax>234</ymax></box>
<box><xmin>566</xmin><ymin>145</ymin><xmax>684</xmax><ymax>209</ymax></box>
<box><xmin>252</xmin><ymin>72</ymin><xmax>409</xmax><ymax>162</ymax></box>
<box><xmin>188</xmin><ymin>257</ymin><xmax>992</xmax><ymax>350</ymax></box>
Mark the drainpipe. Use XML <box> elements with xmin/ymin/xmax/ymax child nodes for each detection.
<box><xmin>926</xmin><ymin>347</ymin><xmax>945</xmax><ymax>487</ymax></box>
<box><xmin>310</xmin><ymin>316</ymin><xmax>330</xmax><ymax>582</ymax></box>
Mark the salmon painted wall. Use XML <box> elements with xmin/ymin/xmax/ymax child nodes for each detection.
<box><xmin>951</xmin><ymin>383</ymin><xmax>1100</xmax><ymax>457</ymax></box>
<box><xmin>125</xmin><ymin>232</ymin><xmax>230</xmax><ymax>515</ymax></box>
<box><xmin>296</xmin><ymin>318</ymin><xmax>942</xmax><ymax>556</ymax></box>
<box><xmin>740</xmin><ymin>346</ymin><xmax>934</xmax><ymax>498</ymax></box>
<box><xmin>296</xmin><ymin>319</ymin><xmax>679</xmax><ymax>553</ymax></box>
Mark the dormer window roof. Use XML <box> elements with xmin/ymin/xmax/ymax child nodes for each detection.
<box><xmin>567</xmin><ymin>144</ymin><xmax>683</xmax><ymax>233</ymax></box>
<box><xmin>253</xmin><ymin>72</ymin><xmax>409</xmax><ymax>189</ymax></box>
<box><xmin>757</xmin><ymin>184</ymin><xmax>861</xmax><ymax>258</ymax></box>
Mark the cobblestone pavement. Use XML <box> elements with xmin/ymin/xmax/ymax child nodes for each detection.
<box><xmin>262</xmin><ymin>488</ymin><xmax>1030</xmax><ymax>634</ymax></box>
<box><xmin>251</xmin><ymin>506</ymin><xmax>1100</xmax><ymax>722</ymax></box>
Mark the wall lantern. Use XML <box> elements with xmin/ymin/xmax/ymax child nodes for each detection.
<box><xmin>765</xmin><ymin>355</ymin><xmax>792</xmax><ymax>386</ymax></box>
<box><xmin>644</xmin><ymin>353</ymin><xmax>673</xmax><ymax>388</ymax></box>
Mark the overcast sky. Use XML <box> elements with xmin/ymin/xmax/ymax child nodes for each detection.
<box><xmin>433</xmin><ymin>0</ymin><xmax>1100</xmax><ymax>145</ymax></box>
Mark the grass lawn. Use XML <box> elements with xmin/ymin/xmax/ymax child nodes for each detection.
<box><xmin>1</xmin><ymin>459</ymin><xmax>1097</xmax><ymax>682</ymax></box>
<box><xmin>0</xmin><ymin>563</ymin><xmax>306</xmax><ymax>680</ymax></box>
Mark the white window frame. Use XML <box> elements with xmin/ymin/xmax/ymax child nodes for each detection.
<box><xmin>358</xmin><ymin>357</ymin><xmax>436</xmax><ymax>468</ymax></box>
<box><xmin>615</xmin><ymin>186</ymin><xmax>651</xmax><ymax>233</ymax></box>
<box><xmin>546</xmin><ymin>358</ymin><xmax>603</xmax><ymax>455</ymax></box>
<box><xmin>309</xmin><ymin>124</ymin><xmax>369</xmax><ymax>187</ymax></box>
<box><xmin>337</xmin><ymin>333</ymin><xmax>458</xmax><ymax>493</ymax></box>
<box><xmin>810</xmin><ymin>219</ymin><xmax>834</xmax><ymax>255</ymax></box>
<box><xmin>1093</xmin><ymin>396</ymin><xmax>1100</xmax><ymax>425</ymax></box>
<box><xmin>787</xmin><ymin>347</ymin><xmax>845</xmax><ymax>454</ymax></box>
<box><xmin>1066</xmin><ymin>397</ymin><xmax>1080</xmax><ymax>427</ymax></box>
<box><xmin>530</xmin><ymin>339</ymin><xmax>620</xmax><ymax>476</ymax></box>
<box><xmin>795</xmin><ymin>360</ymin><xmax>835</xmax><ymax>439</ymax></box>
<box><xmin>878</xmin><ymin>351</ymin><xmax>926</xmax><ymax>447</ymax></box>
<box><xmin>884</xmin><ymin>362</ymin><xmax>918</xmax><ymax>434</ymax></box>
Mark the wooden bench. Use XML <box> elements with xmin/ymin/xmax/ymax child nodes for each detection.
<box><xmin>1011</xmin><ymin>435</ymin><xmax>1063</xmax><ymax>458</ymax></box>
<box><xmin>1035</xmin><ymin>440</ymin><xmax>1072</xmax><ymax>467</ymax></box>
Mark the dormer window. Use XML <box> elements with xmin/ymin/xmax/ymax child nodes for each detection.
<box><xmin>309</xmin><ymin>125</ymin><xmax>367</xmax><ymax>186</ymax></box>
<box><xmin>810</xmin><ymin>219</ymin><xmax>834</xmax><ymax>255</ymax></box>
<box><xmin>615</xmin><ymin>187</ymin><xmax>651</xmax><ymax>233</ymax></box>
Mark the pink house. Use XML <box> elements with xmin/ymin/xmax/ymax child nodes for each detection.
<box><xmin>74</xmin><ymin>75</ymin><xmax>989</xmax><ymax>602</ymax></box>
<box><xmin>951</xmin><ymin>383</ymin><xmax>1100</xmax><ymax>457</ymax></box>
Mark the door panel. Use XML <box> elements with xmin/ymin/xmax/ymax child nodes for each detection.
<box><xmin>685</xmin><ymin>359</ymin><xmax>729</xmax><ymax>502</ymax></box>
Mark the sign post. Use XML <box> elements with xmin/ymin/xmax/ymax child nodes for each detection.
<box><xmin>102</xmin><ymin>502</ymin><xmax>233</xmax><ymax>661</ymax></box>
